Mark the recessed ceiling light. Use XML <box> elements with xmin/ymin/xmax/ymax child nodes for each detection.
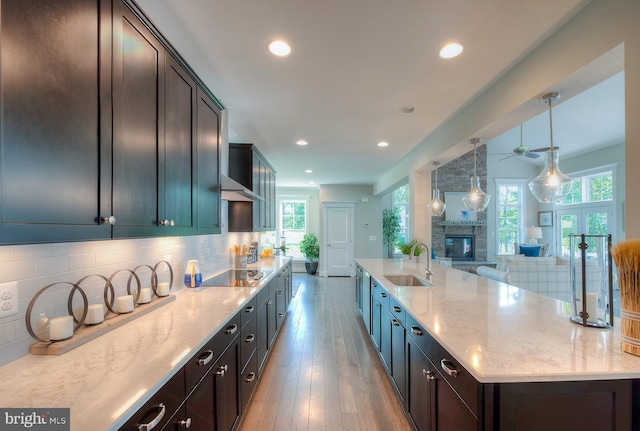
<box><xmin>268</xmin><ymin>40</ymin><xmax>291</xmax><ymax>57</ymax></box>
<box><xmin>439</xmin><ymin>43</ymin><xmax>463</xmax><ymax>59</ymax></box>
<box><xmin>305</xmin><ymin>169</ymin><xmax>313</xmax><ymax>173</ymax></box>
<box><xmin>378</xmin><ymin>141</ymin><xmax>389</xmax><ymax>147</ymax></box>
<box><xmin>401</xmin><ymin>106</ymin><xmax>416</xmax><ymax>114</ymax></box>
<box><xmin>296</xmin><ymin>140</ymin><xmax>308</xmax><ymax>146</ymax></box>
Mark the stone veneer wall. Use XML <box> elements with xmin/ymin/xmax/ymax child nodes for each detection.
<box><xmin>431</xmin><ymin>144</ymin><xmax>488</xmax><ymax>261</ymax></box>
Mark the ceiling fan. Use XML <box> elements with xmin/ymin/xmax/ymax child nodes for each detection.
<box><xmin>492</xmin><ymin>124</ymin><xmax>542</xmax><ymax>161</ymax></box>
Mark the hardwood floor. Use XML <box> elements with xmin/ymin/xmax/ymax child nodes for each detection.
<box><xmin>239</xmin><ymin>274</ymin><xmax>411</xmax><ymax>431</ymax></box>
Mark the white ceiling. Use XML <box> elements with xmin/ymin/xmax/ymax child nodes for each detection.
<box><xmin>136</xmin><ymin>0</ymin><xmax>598</xmax><ymax>187</ymax></box>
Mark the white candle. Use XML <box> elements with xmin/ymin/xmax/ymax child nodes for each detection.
<box><xmin>157</xmin><ymin>282</ymin><xmax>170</xmax><ymax>297</ymax></box>
<box><xmin>138</xmin><ymin>288</ymin><xmax>152</xmax><ymax>304</ymax></box>
<box><xmin>85</xmin><ymin>304</ymin><xmax>104</xmax><ymax>325</ymax></box>
<box><xmin>586</xmin><ymin>293</ymin><xmax>598</xmax><ymax>322</ymax></box>
<box><xmin>49</xmin><ymin>316</ymin><xmax>73</xmax><ymax>341</ymax></box>
<box><xmin>117</xmin><ymin>295</ymin><xmax>134</xmax><ymax>313</ymax></box>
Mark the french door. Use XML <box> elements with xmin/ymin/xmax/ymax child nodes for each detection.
<box><xmin>556</xmin><ymin>203</ymin><xmax>613</xmax><ymax>257</ymax></box>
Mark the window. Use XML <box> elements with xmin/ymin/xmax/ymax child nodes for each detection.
<box><xmin>393</xmin><ymin>184</ymin><xmax>410</xmax><ymax>245</ymax></box>
<box><xmin>495</xmin><ymin>180</ymin><xmax>525</xmax><ymax>255</ymax></box>
<box><xmin>279</xmin><ymin>198</ymin><xmax>308</xmax><ymax>259</ymax></box>
<box><xmin>560</xmin><ymin>170</ymin><xmax>613</xmax><ymax>205</ymax></box>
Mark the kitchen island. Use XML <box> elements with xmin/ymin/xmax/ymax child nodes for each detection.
<box><xmin>0</xmin><ymin>256</ymin><xmax>291</xmax><ymax>431</ymax></box>
<box><xmin>357</xmin><ymin>257</ymin><xmax>640</xmax><ymax>430</ymax></box>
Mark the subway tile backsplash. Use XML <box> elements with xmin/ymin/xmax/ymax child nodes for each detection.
<box><xmin>0</xmin><ymin>221</ymin><xmax>257</xmax><ymax>366</ymax></box>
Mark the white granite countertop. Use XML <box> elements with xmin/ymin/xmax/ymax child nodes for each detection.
<box><xmin>357</xmin><ymin>257</ymin><xmax>640</xmax><ymax>384</ymax></box>
<box><xmin>0</xmin><ymin>256</ymin><xmax>291</xmax><ymax>431</ymax></box>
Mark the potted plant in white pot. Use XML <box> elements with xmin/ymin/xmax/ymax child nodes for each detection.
<box><xmin>300</xmin><ymin>233</ymin><xmax>320</xmax><ymax>275</ymax></box>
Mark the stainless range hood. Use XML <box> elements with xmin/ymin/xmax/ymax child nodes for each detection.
<box><xmin>221</xmin><ymin>174</ymin><xmax>263</xmax><ymax>201</ymax></box>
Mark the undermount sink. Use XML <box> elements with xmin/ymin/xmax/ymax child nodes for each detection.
<box><xmin>383</xmin><ymin>274</ymin><xmax>431</xmax><ymax>287</ymax></box>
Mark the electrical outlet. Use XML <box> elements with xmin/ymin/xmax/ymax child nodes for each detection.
<box><xmin>0</xmin><ymin>281</ymin><xmax>18</xmax><ymax>318</ymax></box>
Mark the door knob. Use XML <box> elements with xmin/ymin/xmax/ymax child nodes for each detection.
<box><xmin>101</xmin><ymin>216</ymin><xmax>116</xmax><ymax>225</ymax></box>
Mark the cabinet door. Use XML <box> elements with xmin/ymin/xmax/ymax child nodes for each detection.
<box><xmin>406</xmin><ymin>338</ymin><xmax>435</xmax><ymax>431</ymax></box>
<box><xmin>434</xmin><ymin>366</ymin><xmax>479</xmax><ymax>431</ymax></box>
<box><xmin>380</xmin><ymin>305</ymin><xmax>392</xmax><ymax>371</ymax></box>
<box><xmin>371</xmin><ymin>292</ymin><xmax>382</xmax><ymax>352</ymax></box>
<box><xmin>196</xmin><ymin>88</ymin><xmax>221</xmax><ymax>235</ymax></box>
<box><xmin>0</xmin><ymin>0</ymin><xmax>112</xmax><ymax>244</ymax></box>
<box><xmin>267</xmin><ymin>288</ymin><xmax>278</xmax><ymax>347</ymax></box>
<box><xmin>276</xmin><ymin>283</ymin><xmax>286</xmax><ymax>332</ymax></box>
<box><xmin>112</xmin><ymin>0</ymin><xmax>165</xmax><ymax>238</ymax></box>
<box><xmin>163</xmin><ymin>56</ymin><xmax>196</xmax><ymax>236</ymax></box>
<box><xmin>214</xmin><ymin>340</ymin><xmax>240</xmax><ymax>431</ymax></box>
<box><xmin>390</xmin><ymin>317</ymin><xmax>406</xmax><ymax>404</ymax></box>
<box><xmin>253</xmin><ymin>153</ymin><xmax>263</xmax><ymax>230</ymax></box>
<box><xmin>256</xmin><ymin>300</ymin><xmax>269</xmax><ymax>372</ymax></box>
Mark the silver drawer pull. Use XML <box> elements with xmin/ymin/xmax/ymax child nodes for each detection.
<box><xmin>245</xmin><ymin>305</ymin><xmax>254</xmax><ymax>313</ymax></box>
<box><xmin>380</xmin><ymin>292</ymin><xmax>387</xmax><ymax>298</ymax></box>
<box><xmin>422</xmin><ymin>369</ymin><xmax>435</xmax><ymax>381</ymax></box>
<box><xmin>215</xmin><ymin>364</ymin><xmax>228</xmax><ymax>377</ymax></box>
<box><xmin>411</xmin><ymin>326</ymin><xmax>423</xmax><ymax>336</ymax></box>
<box><xmin>441</xmin><ymin>359</ymin><xmax>459</xmax><ymax>377</ymax></box>
<box><xmin>278</xmin><ymin>290</ymin><xmax>283</xmax><ymax>295</ymax></box>
<box><xmin>278</xmin><ymin>313</ymin><xmax>284</xmax><ymax>318</ymax></box>
<box><xmin>392</xmin><ymin>319</ymin><xmax>400</xmax><ymax>327</ymax></box>
<box><xmin>138</xmin><ymin>403</ymin><xmax>165</xmax><ymax>431</ymax></box>
<box><xmin>245</xmin><ymin>372</ymin><xmax>256</xmax><ymax>383</ymax></box>
<box><xmin>197</xmin><ymin>350</ymin><xmax>213</xmax><ymax>367</ymax></box>
<box><xmin>226</xmin><ymin>324</ymin><xmax>238</xmax><ymax>335</ymax></box>
<box><xmin>245</xmin><ymin>334</ymin><xmax>255</xmax><ymax>343</ymax></box>
<box><xmin>393</xmin><ymin>306</ymin><xmax>401</xmax><ymax>313</ymax></box>
<box><xmin>178</xmin><ymin>418</ymin><xmax>191</xmax><ymax>429</ymax></box>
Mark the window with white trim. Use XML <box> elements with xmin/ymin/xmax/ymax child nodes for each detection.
<box><xmin>278</xmin><ymin>198</ymin><xmax>308</xmax><ymax>259</ymax></box>
<box><xmin>495</xmin><ymin>180</ymin><xmax>525</xmax><ymax>255</ymax></box>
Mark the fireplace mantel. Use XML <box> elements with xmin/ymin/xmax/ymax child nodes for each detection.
<box><xmin>438</xmin><ymin>221</ymin><xmax>486</xmax><ymax>235</ymax></box>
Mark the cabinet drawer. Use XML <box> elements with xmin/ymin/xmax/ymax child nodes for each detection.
<box><xmin>185</xmin><ymin>312</ymin><xmax>240</xmax><ymax>393</ymax></box>
<box><xmin>405</xmin><ymin>313</ymin><xmax>430</xmax><ymax>354</ymax></box>
<box><xmin>241</xmin><ymin>296</ymin><xmax>257</xmax><ymax>329</ymax></box>
<box><xmin>389</xmin><ymin>297</ymin><xmax>405</xmax><ymax>327</ymax></box>
<box><xmin>240</xmin><ymin>313</ymin><xmax>257</xmax><ymax>370</ymax></box>
<box><xmin>371</xmin><ymin>279</ymin><xmax>390</xmax><ymax>309</ymax></box>
<box><xmin>240</xmin><ymin>352</ymin><xmax>259</xmax><ymax>414</ymax></box>
<box><xmin>120</xmin><ymin>367</ymin><xmax>185</xmax><ymax>431</ymax></box>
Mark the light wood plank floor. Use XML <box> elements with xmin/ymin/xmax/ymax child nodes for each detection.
<box><xmin>239</xmin><ymin>274</ymin><xmax>412</xmax><ymax>431</ymax></box>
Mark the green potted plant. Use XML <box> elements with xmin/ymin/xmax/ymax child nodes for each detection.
<box><xmin>383</xmin><ymin>208</ymin><xmax>402</xmax><ymax>257</ymax></box>
<box><xmin>397</xmin><ymin>239</ymin><xmax>424</xmax><ymax>256</ymax></box>
<box><xmin>300</xmin><ymin>233</ymin><xmax>320</xmax><ymax>275</ymax></box>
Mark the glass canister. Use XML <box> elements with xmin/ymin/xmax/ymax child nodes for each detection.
<box><xmin>184</xmin><ymin>259</ymin><xmax>202</xmax><ymax>291</ymax></box>
<box><xmin>569</xmin><ymin>234</ymin><xmax>613</xmax><ymax>328</ymax></box>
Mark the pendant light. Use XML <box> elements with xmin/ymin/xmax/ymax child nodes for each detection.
<box><xmin>430</xmin><ymin>161</ymin><xmax>446</xmax><ymax>217</ymax></box>
<box><xmin>528</xmin><ymin>92</ymin><xmax>572</xmax><ymax>203</ymax></box>
<box><xmin>462</xmin><ymin>138</ymin><xmax>491</xmax><ymax>212</ymax></box>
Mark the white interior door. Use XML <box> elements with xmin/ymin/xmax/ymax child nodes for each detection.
<box><xmin>323</xmin><ymin>203</ymin><xmax>354</xmax><ymax>277</ymax></box>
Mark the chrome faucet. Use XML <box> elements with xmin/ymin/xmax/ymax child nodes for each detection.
<box><xmin>409</xmin><ymin>242</ymin><xmax>433</xmax><ymax>277</ymax></box>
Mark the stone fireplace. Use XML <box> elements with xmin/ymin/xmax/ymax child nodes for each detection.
<box><xmin>431</xmin><ymin>144</ymin><xmax>488</xmax><ymax>261</ymax></box>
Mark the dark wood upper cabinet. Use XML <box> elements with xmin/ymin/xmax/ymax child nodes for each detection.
<box><xmin>0</xmin><ymin>0</ymin><xmax>113</xmax><ymax>243</ymax></box>
<box><xmin>196</xmin><ymin>88</ymin><xmax>222</xmax><ymax>235</ymax></box>
<box><xmin>0</xmin><ymin>0</ymin><xmax>222</xmax><ymax>244</ymax></box>
<box><xmin>164</xmin><ymin>55</ymin><xmax>198</xmax><ymax>236</ymax></box>
<box><xmin>228</xmin><ymin>143</ymin><xmax>276</xmax><ymax>232</ymax></box>
<box><xmin>112</xmin><ymin>0</ymin><xmax>165</xmax><ymax>238</ymax></box>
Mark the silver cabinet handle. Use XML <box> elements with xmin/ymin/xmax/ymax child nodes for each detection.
<box><xmin>267</xmin><ymin>300</ymin><xmax>273</xmax><ymax>305</ymax></box>
<box><xmin>215</xmin><ymin>364</ymin><xmax>228</xmax><ymax>377</ymax></box>
<box><xmin>138</xmin><ymin>403</ymin><xmax>165</xmax><ymax>431</ymax></box>
<box><xmin>422</xmin><ymin>369</ymin><xmax>435</xmax><ymax>381</ymax></box>
<box><xmin>197</xmin><ymin>350</ymin><xmax>214</xmax><ymax>367</ymax></box>
<box><xmin>392</xmin><ymin>319</ymin><xmax>400</xmax><ymax>327</ymax></box>
<box><xmin>393</xmin><ymin>306</ymin><xmax>401</xmax><ymax>313</ymax></box>
<box><xmin>411</xmin><ymin>326</ymin><xmax>423</xmax><ymax>336</ymax></box>
<box><xmin>245</xmin><ymin>372</ymin><xmax>256</xmax><ymax>383</ymax></box>
<box><xmin>226</xmin><ymin>324</ymin><xmax>238</xmax><ymax>335</ymax></box>
<box><xmin>380</xmin><ymin>292</ymin><xmax>387</xmax><ymax>298</ymax></box>
<box><xmin>159</xmin><ymin>219</ymin><xmax>175</xmax><ymax>227</ymax></box>
<box><xmin>277</xmin><ymin>290</ymin><xmax>283</xmax><ymax>295</ymax></box>
<box><xmin>441</xmin><ymin>359</ymin><xmax>459</xmax><ymax>377</ymax></box>
<box><xmin>245</xmin><ymin>305</ymin><xmax>254</xmax><ymax>313</ymax></box>
<box><xmin>245</xmin><ymin>334</ymin><xmax>255</xmax><ymax>343</ymax></box>
<box><xmin>278</xmin><ymin>313</ymin><xmax>284</xmax><ymax>318</ymax></box>
<box><xmin>101</xmin><ymin>216</ymin><xmax>116</xmax><ymax>225</ymax></box>
<box><xmin>178</xmin><ymin>418</ymin><xmax>191</xmax><ymax>429</ymax></box>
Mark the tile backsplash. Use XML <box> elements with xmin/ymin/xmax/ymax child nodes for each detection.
<box><xmin>0</xmin><ymin>223</ymin><xmax>257</xmax><ymax>366</ymax></box>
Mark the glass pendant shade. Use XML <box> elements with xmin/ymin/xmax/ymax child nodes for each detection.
<box><xmin>431</xmin><ymin>188</ymin><xmax>446</xmax><ymax>216</ymax></box>
<box><xmin>463</xmin><ymin>176</ymin><xmax>491</xmax><ymax>211</ymax></box>
<box><xmin>528</xmin><ymin>149</ymin><xmax>572</xmax><ymax>203</ymax></box>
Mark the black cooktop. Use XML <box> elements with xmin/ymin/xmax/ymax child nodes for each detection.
<box><xmin>203</xmin><ymin>269</ymin><xmax>272</xmax><ymax>287</ymax></box>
